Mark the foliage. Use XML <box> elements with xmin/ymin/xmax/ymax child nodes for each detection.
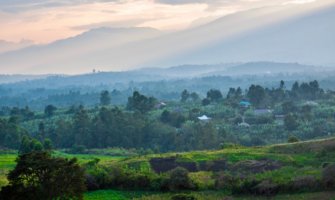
<box><xmin>44</xmin><ymin>104</ymin><xmax>57</xmax><ymax>117</ymax></box>
<box><xmin>127</xmin><ymin>91</ymin><xmax>156</xmax><ymax>113</ymax></box>
<box><xmin>322</xmin><ymin>164</ymin><xmax>335</xmax><ymax>189</ymax></box>
<box><xmin>100</xmin><ymin>90</ymin><xmax>111</xmax><ymax>106</ymax></box>
<box><xmin>0</xmin><ymin>151</ymin><xmax>86</xmax><ymax>200</ymax></box>
<box><xmin>287</xmin><ymin>135</ymin><xmax>300</xmax><ymax>143</ymax></box>
<box><xmin>168</xmin><ymin>167</ymin><xmax>195</xmax><ymax>191</ymax></box>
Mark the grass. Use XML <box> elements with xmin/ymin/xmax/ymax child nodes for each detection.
<box><xmin>82</xmin><ymin>190</ymin><xmax>335</xmax><ymax>200</ymax></box>
<box><xmin>0</xmin><ymin>151</ymin><xmax>17</xmax><ymax>187</ymax></box>
<box><xmin>84</xmin><ymin>190</ymin><xmax>156</xmax><ymax>200</ymax></box>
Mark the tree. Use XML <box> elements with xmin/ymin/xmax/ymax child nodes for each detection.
<box><xmin>43</xmin><ymin>138</ymin><xmax>53</xmax><ymax>151</ymax></box>
<box><xmin>73</xmin><ymin>106</ymin><xmax>92</xmax><ymax>147</ymax></box>
<box><xmin>100</xmin><ymin>90</ymin><xmax>111</xmax><ymax>106</ymax></box>
<box><xmin>0</xmin><ymin>151</ymin><xmax>86</xmax><ymax>200</ymax></box>
<box><xmin>202</xmin><ymin>98</ymin><xmax>211</xmax><ymax>106</ymax></box>
<box><xmin>247</xmin><ymin>85</ymin><xmax>266</xmax><ymax>107</ymax></box>
<box><xmin>190</xmin><ymin>92</ymin><xmax>199</xmax><ymax>102</ymax></box>
<box><xmin>284</xmin><ymin>113</ymin><xmax>299</xmax><ymax>131</ymax></box>
<box><xmin>38</xmin><ymin>122</ymin><xmax>46</xmax><ymax>140</ymax></box>
<box><xmin>127</xmin><ymin>91</ymin><xmax>156</xmax><ymax>113</ymax></box>
<box><xmin>168</xmin><ymin>167</ymin><xmax>194</xmax><ymax>191</ymax></box>
<box><xmin>207</xmin><ymin>89</ymin><xmax>223</xmax><ymax>102</ymax></box>
<box><xmin>18</xmin><ymin>136</ymin><xmax>43</xmax><ymax>155</ymax></box>
<box><xmin>44</xmin><ymin>104</ymin><xmax>57</xmax><ymax>117</ymax></box>
<box><xmin>280</xmin><ymin>80</ymin><xmax>285</xmax><ymax>89</ymax></box>
<box><xmin>181</xmin><ymin>89</ymin><xmax>190</xmax><ymax>102</ymax></box>
<box><xmin>282</xmin><ymin>101</ymin><xmax>296</xmax><ymax>114</ymax></box>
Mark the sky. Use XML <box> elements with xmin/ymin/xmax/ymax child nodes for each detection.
<box><xmin>0</xmin><ymin>0</ymin><xmax>319</xmax><ymax>44</ymax></box>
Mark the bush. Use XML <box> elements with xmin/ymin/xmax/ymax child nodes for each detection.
<box><xmin>168</xmin><ymin>167</ymin><xmax>195</xmax><ymax>191</ymax></box>
<box><xmin>253</xmin><ymin>180</ymin><xmax>278</xmax><ymax>196</ymax></box>
<box><xmin>322</xmin><ymin>164</ymin><xmax>335</xmax><ymax>189</ymax></box>
<box><xmin>288</xmin><ymin>135</ymin><xmax>299</xmax><ymax>143</ymax></box>
<box><xmin>70</xmin><ymin>145</ymin><xmax>86</xmax><ymax>154</ymax></box>
<box><xmin>289</xmin><ymin>175</ymin><xmax>319</xmax><ymax>192</ymax></box>
<box><xmin>171</xmin><ymin>194</ymin><xmax>197</xmax><ymax>200</ymax></box>
<box><xmin>85</xmin><ymin>174</ymin><xmax>99</xmax><ymax>191</ymax></box>
<box><xmin>214</xmin><ymin>173</ymin><xmax>240</xmax><ymax>191</ymax></box>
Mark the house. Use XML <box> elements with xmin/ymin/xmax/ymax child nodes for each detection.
<box><xmin>239</xmin><ymin>100</ymin><xmax>251</xmax><ymax>108</ymax></box>
<box><xmin>155</xmin><ymin>102</ymin><xmax>167</xmax><ymax>109</ymax></box>
<box><xmin>304</xmin><ymin>101</ymin><xmax>319</xmax><ymax>106</ymax></box>
<box><xmin>238</xmin><ymin>122</ymin><xmax>250</xmax><ymax>127</ymax></box>
<box><xmin>198</xmin><ymin>115</ymin><xmax>211</xmax><ymax>121</ymax></box>
<box><xmin>253</xmin><ymin>109</ymin><xmax>273</xmax><ymax>116</ymax></box>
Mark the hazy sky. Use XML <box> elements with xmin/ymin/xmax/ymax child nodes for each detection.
<box><xmin>0</xmin><ymin>0</ymin><xmax>318</xmax><ymax>44</ymax></box>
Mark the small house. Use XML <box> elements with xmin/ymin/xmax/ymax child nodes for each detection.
<box><xmin>239</xmin><ymin>100</ymin><xmax>251</xmax><ymax>108</ymax></box>
<box><xmin>198</xmin><ymin>115</ymin><xmax>211</xmax><ymax>121</ymax></box>
<box><xmin>238</xmin><ymin>122</ymin><xmax>250</xmax><ymax>127</ymax></box>
<box><xmin>253</xmin><ymin>109</ymin><xmax>273</xmax><ymax>116</ymax></box>
<box><xmin>155</xmin><ymin>102</ymin><xmax>167</xmax><ymax>109</ymax></box>
<box><xmin>304</xmin><ymin>101</ymin><xmax>319</xmax><ymax>106</ymax></box>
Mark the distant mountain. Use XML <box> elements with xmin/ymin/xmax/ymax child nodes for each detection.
<box><xmin>0</xmin><ymin>39</ymin><xmax>33</xmax><ymax>54</ymax></box>
<box><xmin>0</xmin><ymin>1</ymin><xmax>334</xmax><ymax>74</ymax></box>
<box><xmin>0</xmin><ymin>62</ymin><xmax>321</xmax><ymax>88</ymax></box>
<box><xmin>205</xmin><ymin>62</ymin><xmax>318</xmax><ymax>76</ymax></box>
<box><xmin>0</xmin><ymin>74</ymin><xmax>50</xmax><ymax>84</ymax></box>
<box><xmin>0</xmin><ymin>27</ymin><xmax>161</xmax><ymax>74</ymax></box>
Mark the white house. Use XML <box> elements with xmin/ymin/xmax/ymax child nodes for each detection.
<box><xmin>198</xmin><ymin>115</ymin><xmax>211</xmax><ymax>121</ymax></box>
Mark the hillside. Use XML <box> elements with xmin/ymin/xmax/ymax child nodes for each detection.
<box><xmin>1</xmin><ymin>137</ymin><xmax>335</xmax><ymax>199</ymax></box>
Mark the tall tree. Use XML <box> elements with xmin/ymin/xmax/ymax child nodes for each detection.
<box><xmin>207</xmin><ymin>89</ymin><xmax>223</xmax><ymax>102</ymax></box>
<box><xmin>44</xmin><ymin>105</ymin><xmax>57</xmax><ymax>117</ymax></box>
<box><xmin>100</xmin><ymin>90</ymin><xmax>111</xmax><ymax>106</ymax></box>
<box><xmin>180</xmin><ymin>89</ymin><xmax>190</xmax><ymax>102</ymax></box>
<box><xmin>247</xmin><ymin>85</ymin><xmax>266</xmax><ymax>107</ymax></box>
<box><xmin>0</xmin><ymin>151</ymin><xmax>86</xmax><ymax>200</ymax></box>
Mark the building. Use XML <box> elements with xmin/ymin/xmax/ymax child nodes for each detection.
<box><xmin>198</xmin><ymin>115</ymin><xmax>211</xmax><ymax>121</ymax></box>
<box><xmin>239</xmin><ymin>100</ymin><xmax>251</xmax><ymax>108</ymax></box>
<box><xmin>253</xmin><ymin>109</ymin><xmax>273</xmax><ymax>116</ymax></box>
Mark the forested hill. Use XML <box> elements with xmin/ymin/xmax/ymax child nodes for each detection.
<box><xmin>0</xmin><ymin>62</ymin><xmax>325</xmax><ymax>87</ymax></box>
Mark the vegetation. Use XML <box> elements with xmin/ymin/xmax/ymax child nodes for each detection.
<box><xmin>1</xmin><ymin>79</ymin><xmax>335</xmax><ymax>199</ymax></box>
<box><xmin>0</xmin><ymin>151</ymin><xmax>86</xmax><ymax>200</ymax></box>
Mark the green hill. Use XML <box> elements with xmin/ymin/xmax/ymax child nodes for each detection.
<box><xmin>1</xmin><ymin>137</ymin><xmax>335</xmax><ymax>199</ymax></box>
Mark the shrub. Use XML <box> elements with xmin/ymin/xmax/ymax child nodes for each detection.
<box><xmin>289</xmin><ymin>175</ymin><xmax>319</xmax><ymax>192</ymax></box>
<box><xmin>231</xmin><ymin>178</ymin><xmax>259</xmax><ymax>195</ymax></box>
<box><xmin>70</xmin><ymin>145</ymin><xmax>86</xmax><ymax>154</ymax></box>
<box><xmin>168</xmin><ymin>167</ymin><xmax>195</xmax><ymax>191</ymax></box>
<box><xmin>288</xmin><ymin>135</ymin><xmax>299</xmax><ymax>143</ymax></box>
<box><xmin>322</xmin><ymin>164</ymin><xmax>335</xmax><ymax>189</ymax></box>
<box><xmin>214</xmin><ymin>173</ymin><xmax>240</xmax><ymax>191</ymax></box>
<box><xmin>85</xmin><ymin>174</ymin><xmax>99</xmax><ymax>191</ymax></box>
<box><xmin>253</xmin><ymin>180</ymin><xmax>278</xmax><ymax>196</ymax></box>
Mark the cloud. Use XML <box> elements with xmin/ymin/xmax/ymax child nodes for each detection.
<box><xmin>0</xmin><ymin>0</ymin><xmax>120</xmax><ymax>12</ymax></box>
<box><xmin>71</xmin><ymin>19</ymin><xmax>146</xmax><ymax>31</ymax></box>
<box><xmin>0</xmin><ymin>0</ymin><xmax>321</xmax><ymax>43</ymax></box>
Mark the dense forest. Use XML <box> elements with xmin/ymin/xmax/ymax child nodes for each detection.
<box><xmin>1</xmin><ymin>80</ymin><xmax>334</xmax><ymax>154</ymax></box>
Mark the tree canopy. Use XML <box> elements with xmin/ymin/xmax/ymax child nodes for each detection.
<box><xmin>0</xmin><ymin>151</ymin><xmax>86</xmax><ymax>200</ymax></box>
